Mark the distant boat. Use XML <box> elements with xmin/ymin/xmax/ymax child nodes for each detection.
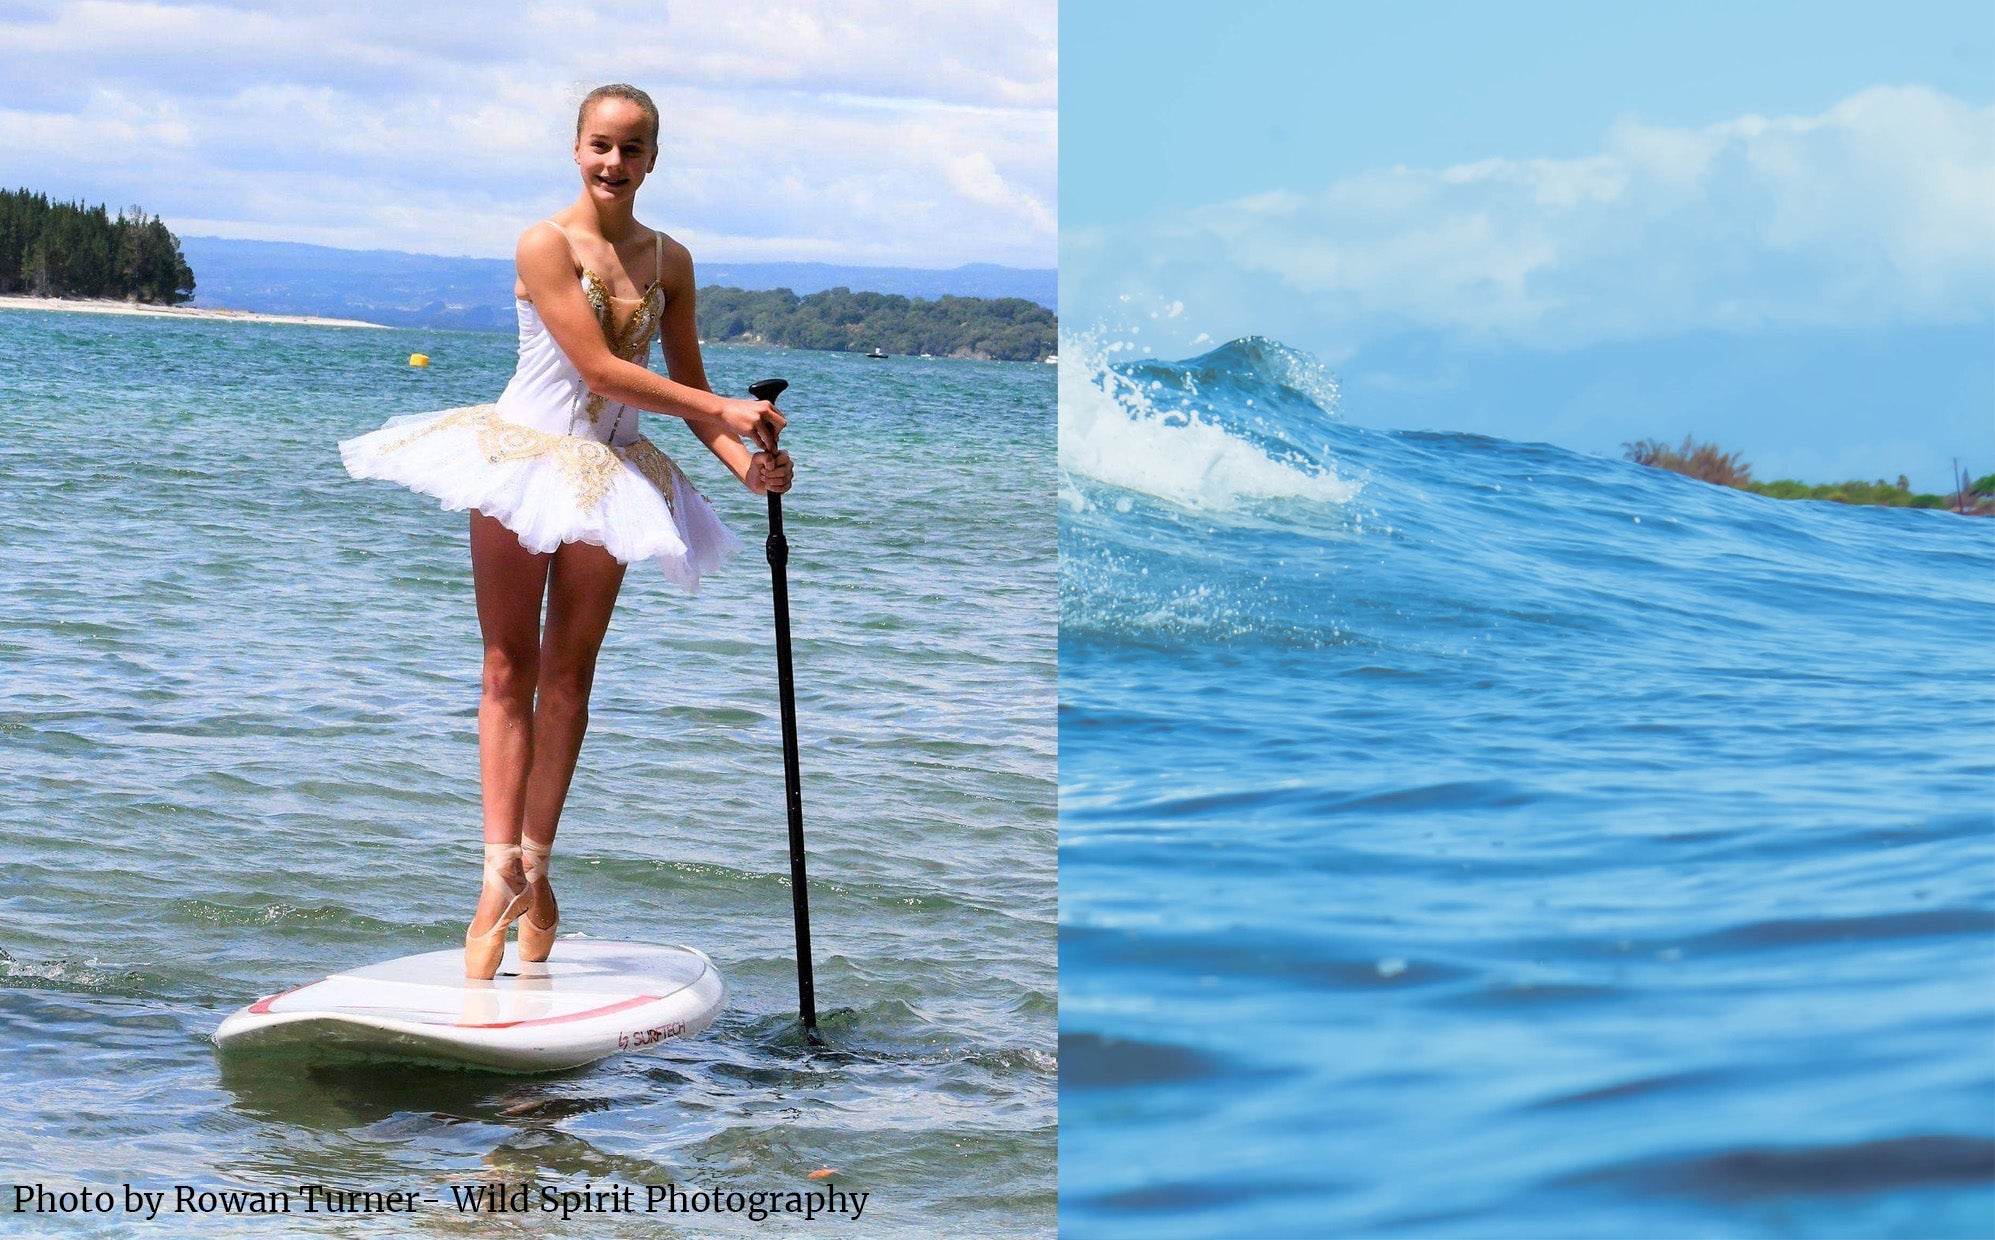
<box><xmin>865</xmin><ymin>347</ymin><xmax>887</xmax><ymax>359</ymax></box>
<box><xmin>1043</xmin><ymin>354</ymin><xmax>1058</xmax><ymax>364</ymax></box>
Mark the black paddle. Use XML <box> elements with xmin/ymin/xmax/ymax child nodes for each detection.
<box><xmin>748</xmin><ymin>377</ymin><xmax>820</xmax><ymax>1045</ymax></box>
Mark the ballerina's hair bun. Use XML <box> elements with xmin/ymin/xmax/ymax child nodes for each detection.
<box><xmin>576</xmin><ymin>83</ymin><xmax>659</xmax><ymax>146</ymax></box>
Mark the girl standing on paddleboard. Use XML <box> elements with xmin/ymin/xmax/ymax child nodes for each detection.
<box><xmin>340</xmin><ymin>83</ymin><xmax>793</xmax><ymax>978</ymax></box>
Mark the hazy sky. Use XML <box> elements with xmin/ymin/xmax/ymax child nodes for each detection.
<box><xmin>0</xmin><ymin>0</ymin><xmax>1056</xmax><ymax>268</ymax></box>
<box><xmin>1064</xmin><ymin>1</ymin><xmax>1992</xmax><ymax>229</ymax></box>
<box><xmin>1060</xmin><ymin>0</ymin><xmax>1993</xmax><ymax>489</ymax></box>
<box><xmin>1068</xmin><ymin>83</ymin><xmax>1992</xmax><ymax>355</ymax></box>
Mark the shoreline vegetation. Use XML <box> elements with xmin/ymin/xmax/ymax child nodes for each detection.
<box><xmin>1624</xmin><ymin>436</ymin><xmax>1994</xmax><ymax>516</ymax></box>
<box><xmin>10</xmin><ymin>188</ymin><xmax>1055</xmax><ymax>359</ymax></box>
<box><xmin>2</xmin><ymin>189</ymin><xmax>194</xmax><ymax>305</ymax></box>
<box><xmin>695</xmin><ymin>286</ymin><xmax>1056</xmax><ymax>362</ymax></box>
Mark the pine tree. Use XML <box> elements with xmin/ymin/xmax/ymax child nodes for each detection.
<box><xmin>1</xmin><ymin>188</ymin><xmax>196</xmax><ymax>303</ymax></box>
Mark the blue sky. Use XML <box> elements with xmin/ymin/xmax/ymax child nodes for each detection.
<box><xmin>0</xmin><ymin>1</ymin><xmax>1054</xmax><ymax>268</ymax></box>
<box><xmin>1061</xmin><ymin>1</ymin><xmax>1993</xmax><ymax>490</ymax></box>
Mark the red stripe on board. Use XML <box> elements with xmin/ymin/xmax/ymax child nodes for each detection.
<box><xmin>247</xmin><ymin>981</ymin><xmax>322</xmax><ymax>1015</ymax></box>
<box><xmin>457</xmin><ymin>994</ymin><xmax>664</xmax><ymax>1029</ymax></box>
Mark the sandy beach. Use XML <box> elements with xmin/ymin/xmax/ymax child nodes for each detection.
<box><xmin>0</xmin><ymin>294</ymin><xmax>388</xmax><ymax>330</ymax></box>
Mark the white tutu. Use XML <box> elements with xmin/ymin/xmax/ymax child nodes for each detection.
<box><xmin>339</xmin><ymin>237</ymin><xmax>742</xmax><ymax>592</ymax></box>
<box><xmin>339</xmin><ymin>404</ymin><xmax>740</xmax><ymax>591</ymax></box>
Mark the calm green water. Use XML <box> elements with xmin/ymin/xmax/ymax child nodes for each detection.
<box><xmin>0</xmin><ymin>309</ymin><xmax>1056</xmax><ymax>1237</ymax></box>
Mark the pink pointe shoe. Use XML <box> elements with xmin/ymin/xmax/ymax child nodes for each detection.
<box><xmin>518</xmin><ymin>836</ymin><xmax>559</xmax><ymax>963</ymax></box>
<box><xmin>464</xmin><ymin>841</ymin><xmax>531</xmax><ymax>980</ymax></box>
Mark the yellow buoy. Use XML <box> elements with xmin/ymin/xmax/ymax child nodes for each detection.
<box><xmin>408</xmin><ymin>353</ymin><xmax>430</xmax><ymax>368</ymax></box>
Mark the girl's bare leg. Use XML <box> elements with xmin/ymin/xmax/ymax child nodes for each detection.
<box><xmin>519</xmin><ymin>538</ymin><xmax>627</xmax><ymax>927</ymax></box>
<box><xmin>469</xmin><ymin>510</ymin><xmax>552</xmax><ymax>937</ymax></box>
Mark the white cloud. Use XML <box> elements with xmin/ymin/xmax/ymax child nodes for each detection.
<box><xmin>0</xmin><ymin>0</ymin><xmax>1055</xmax><ymax>266</ymax></box>
<box><xmin>1064</xmin><ymin>86</ymin><xmax>1994</xmax><ymax>352</ymax></box>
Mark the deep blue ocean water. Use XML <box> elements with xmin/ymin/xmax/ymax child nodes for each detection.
<box><xmin>1058</xmin><ymin>337</ymin><xmax>1995</xmax><ymax>1238</ymax></box>
<box><xmin>0</xmin><ymin>308</ymin><xmax>1054</xmax><ymax>1237</ymax></box>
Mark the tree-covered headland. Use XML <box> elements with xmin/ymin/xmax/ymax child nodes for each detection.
<box><xmin>697</xmin><ymin>285</ymin><xmax>1056</xmax><ymax>362</ymax></box>
<box><xmin>1625</xmin><ymin>436</ymin><xmax>1993</xmax><ymax>515</ymax></box>
<box><xmin>0</xmin><ymin>189</ymin><xmax>195</xmax><ymax>304</ymax></box>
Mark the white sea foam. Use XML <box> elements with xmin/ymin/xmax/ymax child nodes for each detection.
<box><xmin>1058</xmin><ymin>328</ymin><xmax>1359</xmax><ymax>511</ymax></box>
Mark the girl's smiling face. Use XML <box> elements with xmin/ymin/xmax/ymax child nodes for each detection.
<box><xmin>575</xmin><ymin>98</ymin><xmax>657</xmax><ymax>201</ymax></box>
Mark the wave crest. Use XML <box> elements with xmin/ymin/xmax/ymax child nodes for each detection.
<box><xmin>1058</xmin><ymin>332</ymin><xmax>1358</xmax><ymax>511</ymax></box>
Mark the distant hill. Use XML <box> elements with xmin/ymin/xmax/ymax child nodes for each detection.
<box><xmin>698</xmin><ymin>287</ymin><xmax>1055</xmax><ymax>362</ymax></box>
<box><xmin>179</xmin><ymin>236</ymin><xmax>1055</xmax><ymax>333</ymax></box>
<box><xmin>701</xmin><ymin>260</ymin><xmax>1055</xmax><ymax>307</ymax></box>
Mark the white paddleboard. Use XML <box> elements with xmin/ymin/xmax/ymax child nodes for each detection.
<box><xmin>214</xmin><ymin>940</ymin><xmax>726</xmax><ymax>1073</ymax></box>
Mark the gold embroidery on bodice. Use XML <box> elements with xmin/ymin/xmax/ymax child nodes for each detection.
<box><xmin>581</xmin><ymin>269</ymin><xmax>663</xmax><ymax>358</ymax></box>
<box><xmin>579</xmin><ymin>270</ymin><xmax>663</xmax><ymax>427</ymax></box>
